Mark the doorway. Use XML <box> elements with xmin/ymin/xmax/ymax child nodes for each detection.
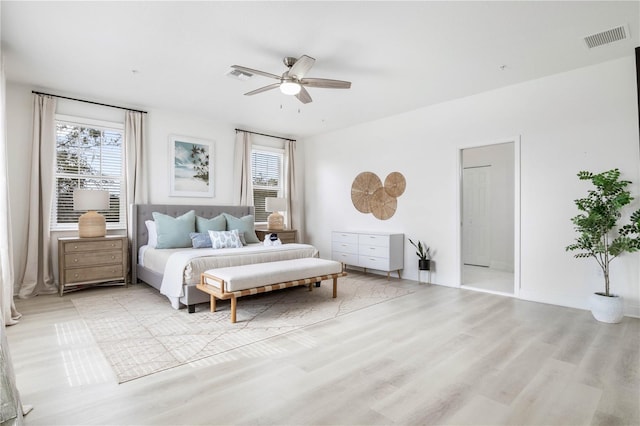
<box><xmin>460</xmin><ymin>141</ymin><xmax>519</xmax><ymax>295</ymax></box>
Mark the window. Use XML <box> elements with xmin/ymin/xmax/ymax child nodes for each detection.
<box><xmin>52</xmin><ymin>115</ymin><xmax>125</xmax><ymax>229</ymax></box>
<box><xmin>251</xmin><ymin>147</ymin><xmax>284</xmax><ymax>222</ymax></box>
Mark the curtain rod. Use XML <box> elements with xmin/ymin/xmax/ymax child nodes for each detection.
<box><xmin>31</xmin><ymin>91</ymin><xmax>148</xmax><ymax>114</ymax></box>
<box><xmin>235</xmin><ymin>128</ymin><xmax>295</xmax><ymax>142</ymax></box>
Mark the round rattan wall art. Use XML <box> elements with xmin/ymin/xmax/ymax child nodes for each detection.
<box><xmin>351</xmin><ymin>171</ymin><xmax>406</xmax><ymax>220</ymax></box>
<box><xmin>384</xmin><ymin>172</ymin><xmax>406</xmax><ymax>198</ymax></box>
<box><xmin>370</xmin><ymin>187</ymin><xmax>397</xmax><ymax>220</ymax></box>
<box><xmin>351</xmin><ymin>172</ymin><xmax>382</xmax><ymax>213</ymax></box>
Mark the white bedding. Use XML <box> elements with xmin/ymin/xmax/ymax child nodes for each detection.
<box><xmin>140</xmin><ymin>243</ymin><xmax>319</xmax><ymax>298</ymax></box>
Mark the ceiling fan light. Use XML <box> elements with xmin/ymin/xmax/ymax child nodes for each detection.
<box><xmin>280</xmin><ymin>81</ymin><xmax>301</xmax><ymax>95</ymax></box>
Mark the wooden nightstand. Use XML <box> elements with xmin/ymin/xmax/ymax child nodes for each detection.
<box><xmin>58</xmin><ymin>235</ymin><xmax>128</xmax><ymax>295</ymax></box>
<box><xmin>255</xmin><ymin>229</ymin><xmax>298</xmax><ymax>244</ymax></box>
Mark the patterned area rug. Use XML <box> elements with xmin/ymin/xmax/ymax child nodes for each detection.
<box><xmin>72</xmin><ymin>274</ymin><xmax>413</xmax><ymax>383</ymax></box>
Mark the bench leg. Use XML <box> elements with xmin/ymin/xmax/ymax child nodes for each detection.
<box><xmin>210</xmin><ymin>295</ymin><xmax>216</xmax><ymax>312</ymax></box>
<box><xmin>315</xmin><ymin>281</ymin><xmax>321</xmax><ymax>288</ymax></box>
<box><xmin>230</xmin><ymin>296</ymin><xmax>237</xmax><ymax>323</ymax></box>
<box><xmin>188</xmin><ymin>304</ymin><xmax>196</xmax><ymax>314</ymax></box>
<box><xmin>333</xmin><ymin>277</ymin><xmax>337</xmax><ymax>298</ymax></box>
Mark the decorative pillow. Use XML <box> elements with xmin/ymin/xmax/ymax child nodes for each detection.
<box><xmin>208</xmin><ymin>229</ymin><xmax>243</xmax><ymax>249</ymax></box>
<box><xmin>152</xmin><ymin>210</ymin><xmax>195</xmax><ymax>249</ymax></box>
<box><xmin>145</xmin><ymin>220</ymin><xmax>158</xmax><ymax>248</ymax></box>
<box><xmin>189</xmin><ymin>232</ymin><xmax>212</xmax><ymax>249</ymax></box>
<box><xmin>223</xmin><ymin>213</ymin><xmax>259</xmax><ymax>244</ymax></box>
<box><xmin>196</xmin><ymin>214</ymin><xmax>226</xmax><ymax>233</ymax></box>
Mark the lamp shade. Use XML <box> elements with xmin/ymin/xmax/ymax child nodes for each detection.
<box><xmin>265</xmin><ymin>197</ymin><xmax>287</xmax><ymax>212</ymax></box>
<box><xmin>73</xmin><ymin>189</ymin><xmax>110</xmax><ymax>211</ymax></box>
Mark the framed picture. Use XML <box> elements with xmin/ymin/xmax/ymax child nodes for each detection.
<box><xmin>169</xmin><ymin>135</ymin><xmax>214</xmax><ymax>197</ymax></box>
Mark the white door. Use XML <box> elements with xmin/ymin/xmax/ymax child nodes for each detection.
<box><xmin>462</xmin><ymin>166</ymin><xmax>491</xmax><ymax>266</ymax></box>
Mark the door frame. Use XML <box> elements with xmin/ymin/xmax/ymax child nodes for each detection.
<box><xmin>455</xmin><ymin>136</ymin><xmax>521</xmax><ymax>297</ymax></box>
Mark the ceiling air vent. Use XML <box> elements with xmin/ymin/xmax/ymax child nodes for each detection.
<box><xmin>226</xmin><ymin>69</ymin><xmax>253</xmax><ymax>81</ymax></box>
<box><xmin>583</xmin><ymin>24</ymin><xmax>629</xmax><ymax>49</ymax></box>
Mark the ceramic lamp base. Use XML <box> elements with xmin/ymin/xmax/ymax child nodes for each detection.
<box><xmin>78</xmin><ymin>210</ymin><xmax>106</xmax><ymax>238</ymax></box>
<box><xmin>267</xmin><ymin>212</ymin><xmax>284</xmax><ymax>230</ymax></box>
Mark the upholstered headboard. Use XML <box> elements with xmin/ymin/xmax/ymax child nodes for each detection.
<box><xmin>131</xmin><ymin>204</ymin><xmax>254</xmax><ymax>284</ymax></box>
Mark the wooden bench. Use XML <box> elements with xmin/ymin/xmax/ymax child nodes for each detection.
<box><xmin>197</xmin><ymin>258</ymin><xmax>347</xmax><ymax>323</ymax></box>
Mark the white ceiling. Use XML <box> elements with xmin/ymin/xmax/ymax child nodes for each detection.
<box><xmin>2</xmin><ymin>1</ymin><xmax>638</xmax><ymax>139</ymax></box>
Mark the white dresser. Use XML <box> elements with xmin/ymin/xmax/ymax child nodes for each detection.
<box><xmin>332</xmin><ymin>231</ymin><xmax>404</xmax><ymax>279</ymax></box>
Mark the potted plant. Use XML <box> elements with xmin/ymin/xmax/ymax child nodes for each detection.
<box><xmin>409</xmin><ymin>238</ymin><xmax>431</xmax><ymax>270</ymax></box>
<box><xmin>566</xmin><ymin>169</ymin><xmax>640</xmax><ymax>323</ymax></box>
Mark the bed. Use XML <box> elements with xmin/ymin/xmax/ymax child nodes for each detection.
<box><xmin>131</xmin><ymin>204</ymin><xmax>319</xmax><ymax>312</ymax></box>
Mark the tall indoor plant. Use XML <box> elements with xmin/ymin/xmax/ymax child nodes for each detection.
<box><xmin>566</xmin><ymin>169</ymin><xmax>640</xmax><ymax>323</ymax></box>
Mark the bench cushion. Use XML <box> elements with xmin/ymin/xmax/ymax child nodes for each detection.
<box><xmin>203</xmin><ymin>258</ymin><xmax>342</xmax><ymax>292</ymax></box>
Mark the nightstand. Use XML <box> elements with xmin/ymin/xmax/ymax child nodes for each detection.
<box><xmin>58</xmin><ymin>235</ymin><xmax>128</xmax><ymax>295</ymax></box>
<box><xmin>255</xmin><ymin>229</ymin><xmax>298</xmax><ymax>244</ymax></box>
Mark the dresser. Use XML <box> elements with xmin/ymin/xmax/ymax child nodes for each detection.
<box><xmin>332</xmin><ymin>231</ymin><xmax>404</xmax><ymax>279</ymax></box>
<box><xmin>58</xmin><ymin>235</ymin><xmax>128</xmax><ymax>295</ymax></box>
<box><xmin>255</xmin><ymin>229</ymin><xmax>298</xmax><ymax>244</ymax></box>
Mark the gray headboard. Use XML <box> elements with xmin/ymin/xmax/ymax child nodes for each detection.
<box><xmin>131</xmin><ymin>204</ymin><xmax>254</xmax><ymax>283</ymax></box>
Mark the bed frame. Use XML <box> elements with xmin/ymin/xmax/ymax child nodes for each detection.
<box><xmin>131</xmin><ymin>204</ymin><xmax>254</xmax><ymax>311</ymax></box>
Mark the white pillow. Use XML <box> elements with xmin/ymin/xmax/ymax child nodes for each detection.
<box><xmin>145</xmin><ymin>220</ymin><xmax>158</xmax><ymax>248</ymax></box>
<box><xmin>208</xmin><ymin>229</ymin><xmax>243</xmax><ymax>249</ymax></box>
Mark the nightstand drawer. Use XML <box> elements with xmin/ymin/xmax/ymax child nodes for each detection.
<box><xmin>64</xmin><ymin>250</ymin><xmax>123</xmax><ymax>268</ymax></box>
<box><xmin>64</xmin><ymin>239</ymin><xmax>123</xmax><ymax>253</ymax></box>
<box><xmin>65</xmin><ymin>264</ymin><xmax>124</xmax><ymax>284</ymax></box>
<box><xmin>58</xmin><ymin>235</ymin><xmax>128</xmax><ymax>295</ymax></box>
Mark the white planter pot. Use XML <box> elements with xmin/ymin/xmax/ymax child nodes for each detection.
<box><xmin>590</xmin><ymin>293</ymin><xmax>624</xmax><ymax>323</ymax></box>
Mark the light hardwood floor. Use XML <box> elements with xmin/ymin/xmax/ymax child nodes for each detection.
<box><xmin>6</xmin><ymin>273</ymin><xmax>639</xmax><ymax>425</ymax></box>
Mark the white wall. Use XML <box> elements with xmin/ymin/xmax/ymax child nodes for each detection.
<box><xmin>302</xmin><ymin>56</ymin><xmax>640</xmax><ymax>317</ymax></box>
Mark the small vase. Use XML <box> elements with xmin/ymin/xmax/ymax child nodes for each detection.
<box><xmin>418</xmin><ymin>259</ymin><xmax>430</xmax><ymax>271</ymax></box>
<box><xmin>590</xmin><ymin>292</ymin><xmax>623</xmax><ymax>323</ymax></box>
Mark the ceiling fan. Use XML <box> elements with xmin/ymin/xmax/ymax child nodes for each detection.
<box><xmin>231</xmin><ymin>55</ymin><xmax>351</xmax><ymax>104</ymax></box>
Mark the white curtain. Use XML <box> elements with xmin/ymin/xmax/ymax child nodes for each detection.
<box><xmin>284</xmin><ymin>140</ymin><xmax>302</xmax><ymax>234</ymax></box>
<box><xmin>233</xmin><ymin>130</ymin><xmax>253</xmax><ymax>206</ymax></box>
<box><xmin>17</xmin><ymin>94</ymin><xmax>57</xmax><ymax>298</ymax></box>
<box><xmin>0</xmin><ymin>55</ymin><xmax>20</xmax><ymax>325</ymax></box>
<box><xmin>124</xmin><ymin>110</ymin><xmax>147</xmax><ymax>244</ymax></box>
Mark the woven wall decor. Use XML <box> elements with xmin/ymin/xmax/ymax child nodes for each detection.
<box><xmin>351</xmin><ymin>171</ymin><xmax>406</xmax><ymax>220</ymax></box>
<box><xmin>370</xmin><ymin>187</ymin><xmax>397</xmax><ymax>220</ymax></box>
<box><xmin>384</xmin><ymin>172</ymin><xmax>406</xmax><ymax>198</ymax></box>
<box><xmin>351</xmin><ymin>172</ymin><xmax>382</xmax><ymax>213</ymax></box>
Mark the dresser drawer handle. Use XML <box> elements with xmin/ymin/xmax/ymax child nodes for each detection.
<box><xmin>74</xmin><ymin>245</ymin><xmax>78</xmax><ymax>249</ymax></box>
<box><xmin>73</xmin><ymin>258</ymin><xmax>78</xmax><ymax>263</ymax></box>
<box><xmin>74</xmin><ymin>273</ymin><xmax>79</xmax><ymax>278</ymax></box>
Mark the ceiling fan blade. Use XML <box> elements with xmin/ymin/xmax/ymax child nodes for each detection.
<box><xmin>289</xmin><ymin>55</ymin><xmax>316</xmax><ymax>80</ymax></box>
<box><xmin>231</xmin><ymin>65</ymin><xmax>281</xmax><ymax>80</ymax></box>
<box><xmin>301</xmin><ymin>78</ymin><xmax>351</xmax><ymax>89</ymax></box>
<box><xmin>295</xmin><ymin>86</ymin><xmax>313</xmax><ymax>104</ymax></box>
<box><xmin>244</xmin><ymin>83</ymin><xmax>280</xmax><ymax>96</ymax></box>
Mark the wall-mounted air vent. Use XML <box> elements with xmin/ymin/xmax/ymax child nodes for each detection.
<box><xmin>226</xmin><ymin>69</ymin><xmax>253</xmax><ymax>81</ymax></box>
<box><xmin>583</xmin><ymin>24</ymin><xmax>629</xmax><ymax>49</ymax></box>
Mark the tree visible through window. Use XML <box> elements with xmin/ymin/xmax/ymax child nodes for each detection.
<box><xmin>53</xmin><ymin>116</ymin><xmax>125</xmax><ymax>228</ymax></box>
<box><xmin>251</xmin><ymin>147</ymin><xmax>283</xmax><ymax>222</ymax></box>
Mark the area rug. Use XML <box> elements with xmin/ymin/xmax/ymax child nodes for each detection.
<box><xmin>71</xmin><ymin>274</ymin><xmax>413</xmax><ymax>383</ymax></box>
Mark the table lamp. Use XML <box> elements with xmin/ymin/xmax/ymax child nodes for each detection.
<box><xmin>265</xmin><ymin>197</ymin><xmax>287</xmax><ymax>230</ymax></box>
<box><xmin>73</xmin><ymin>189</ymin><xmax>110</xmax><ymax>238</ymax></box>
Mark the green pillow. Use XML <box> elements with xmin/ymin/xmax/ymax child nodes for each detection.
<box><xmin>196</xmin><ymin>214</ymin><xmax>226</xmax><ymax>233</ymax></box>
<box><xmin>223</xmin><ymin>213</ymin><xmax>259</xmax><ymax>244</ymax></box>
<box><xmin>152</xmin><ymin>210</ymin><xmax>195</xmax><ymax>249</ymax></box>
